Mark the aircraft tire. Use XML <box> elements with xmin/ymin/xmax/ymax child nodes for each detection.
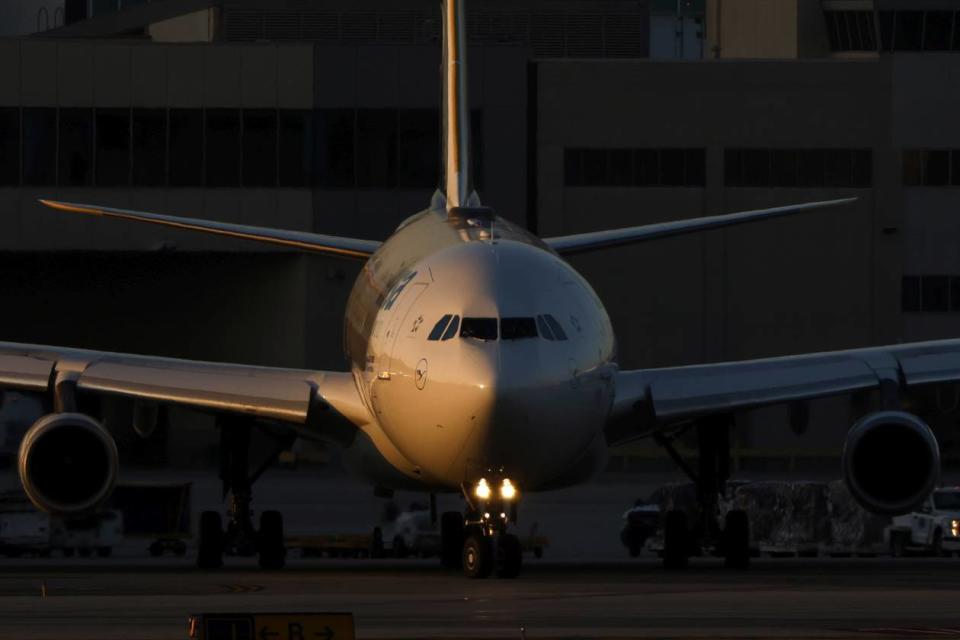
<box><xmin>197</xmin><ymin>511</ymin><xmax>224</xmax><ymax>569</ymax></box>
<box><xmin>440</xmin><ymin>511</ymin><xmax>464</xmax><ymax>569</ymax></box>
<box><xmin>463</xmin><ymin>534</ymin><xmax>493</xmax><ymax>579</ymax></box>
<box><xmin>723</xmin><ymin>509</ymin><xmax>750</xmax><ymax>569</ymax></box>
<box><xmin>257</xmin><ymin>510</ymin><xmax>286</xmax><ymax>570</ymax></box>
<box><xmin>663</xmin><ymin>510</ymin><xmax>689</xmax><ymax>570</ymax></box>
<box><xmin>495</xmin><ymin>534</ymin><xmax>522</xmax><ymax>579</ymax></box>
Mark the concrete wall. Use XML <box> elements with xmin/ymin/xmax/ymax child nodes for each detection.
<box><xmin>706</xmin><ymin>0</ymin><xmax>799</xmax><ymax>59</ymax></box>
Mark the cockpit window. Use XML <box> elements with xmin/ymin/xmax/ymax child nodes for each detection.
<box><xmin>428</xmin><ymin>314</ymin><xmax>452</xmax><ymax>341</ymax></box>
<box><xmin>536</xmin><ymin>315</ymin><xmax>555</xmax><ymax>341</ymax></box>
<box><xmin>501</xmin><ymin>317</ymin><xmax>537</xmax><ymax>340</ymax></box>
<box><xmin>441</xmin><ymin>315</ymin><xmax>460</xmax><ymax>341</ymax></box>
<box><xmin>544</xmin><ymin>314</ymin><xmax>568</xmax><ymax>341</ymax></box>
<box><xmin>460</xmin><ymin>317</ymin><xmax>498</xmax><ymax>340</ymax></box>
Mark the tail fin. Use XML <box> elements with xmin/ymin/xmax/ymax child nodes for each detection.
<box><xmin>440</xmin><ymin>0</ymin><xmax>479</xmax><ymax>212</ymax></box>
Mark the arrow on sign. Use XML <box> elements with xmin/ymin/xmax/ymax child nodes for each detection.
<box><xmin>258</xmin><ymin>628</ymin><xmax>279</xmax><ymax>640</ymax></box>
<box><xmin>315</xmin><ymin>626</ymin><xmax>335</xmax><ymax>640</ymax></box>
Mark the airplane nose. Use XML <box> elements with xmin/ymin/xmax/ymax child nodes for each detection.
<box><xmin>454</xmin><ymin>341</ymin><xmax>602</xmax><ymax>488</ymax></box>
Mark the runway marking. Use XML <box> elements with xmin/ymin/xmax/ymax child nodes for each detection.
<box><xmin>222</xmin><ymin>584</ymin><xmax>264</xmax><ymax>594</ymax></box>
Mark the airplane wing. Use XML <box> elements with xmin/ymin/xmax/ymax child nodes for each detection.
<box><xmin>0</xmin><ymin>341</ymin><xmax>371</xmax><ymax>436</ymax></box>
<box><xmin>606</xmin><ymin>339</ymin><xmax>960</xmax><ymax>446</ymax></box>
<box><xmin>39</xmin><ymin>200</ymin><xmax>381</xmax><ymax>260</ymax></box>
<box><xmin>543</xmin><ymin>198</ymin><xmax>856</xmax><ymax>256</ymax></box>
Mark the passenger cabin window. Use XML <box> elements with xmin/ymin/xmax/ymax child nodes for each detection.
<box><xmin>460</xmin><ymin>317</ymin><xmax>497</xmax><ymax>340</ymax></box>
<box><xmin>442</xmin><ymin>315</ymin><xmax>460</xmax><ymax>340</ymax></box>
<box><xmin>501</xmin><ymin>317</ymin><xmax>537</xmax><ymax>340</ymax></box>
<box><xmin>428</xmin><ymin>314</ymin><xmax>452</xmax><ymax>341</ymax></box>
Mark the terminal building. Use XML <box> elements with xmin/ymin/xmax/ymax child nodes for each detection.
<box><xmin>1</xmin><ymin>0</ymin><xmax>960</xmax><ymax>468</ymax></box>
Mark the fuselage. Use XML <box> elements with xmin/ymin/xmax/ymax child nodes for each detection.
<box><xmin>340</xmin><ymin>200</ymin><xmax>618</xmax><ymax>493</ymax></box>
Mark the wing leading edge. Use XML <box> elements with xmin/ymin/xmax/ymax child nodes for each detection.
<box><xmin>0</xmin><ymin>341</ymin><xmax>372</xmax><ymax>437</ymax></box>
<box><xmin>39</xmin><ymin>200</ymin><xmax>381</xmax><ymax>260</ymax></box>
<box><xmin>607</xmin><ymin>339</ymin><xmax>960</xmax><ymax>446</ymax></box>
<box><xmin>544</xmin><ymin>198</ymin><xmax>857</xmax><ymax>256</ymax></box>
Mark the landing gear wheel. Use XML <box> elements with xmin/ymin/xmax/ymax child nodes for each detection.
<box><xmin>197</xmin><ymin>510</ymin><xmax>225</xmax><ymax>569</ymax></box>
<box><xmin>723</xmin><ymin>509</ymin><xmax>750</xmax><ymax>569</ymax></box>
<box><xmin>440</xmin><ymin>511</ymin><xmax>464</xmax><ymax>569</ymax></box>
<box><xmin>663</xmin><ymin>510</ymin><xmax>689</xmax><ymax>570</ymax></box>
<box><xmin>463</xmin><ymin>534</ymin><xmax>493</xmax><ymax>579</ymax></box>
<box><xmin>257</xmin><ymin>510</ymin><xmax>286</xmax><ymax>570</ymax></box>
<box><xmin>495</xmin><ymin>534</ymin><xmax>522</xmax><ymax>579</ymax></box>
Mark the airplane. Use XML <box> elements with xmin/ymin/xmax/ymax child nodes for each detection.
<box><xmin>0</xmin><ymin>0</ymin><xmax>949</xmax><ymax>578</ymax></box>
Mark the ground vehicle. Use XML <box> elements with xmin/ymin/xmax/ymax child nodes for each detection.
<box><xmin>885</xmin><ymin>487</ymin><xmax>960</xmax><ymax>556</ymax></box>
<box><xmin>621</xmin><ymin>502</ymin><xmax>660</xmax><ymax>557</ymax></box>
<box><xmin>0</xmin><ymin>510</ymin><xmax>50</xmax><ymax>557</ymax></box>
<box><xmin>389</xmin><ymin>506</ymin><xmax>441</xmax><ymax>558</ymax></box>
<box><xmin>50</xmin><ymin>510</ymin><xmax>123</xmax><ymax>557</ymax></box>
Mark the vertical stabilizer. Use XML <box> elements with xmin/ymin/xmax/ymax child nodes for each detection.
<box><xmin>440</xmin><ymin>0</ymin><xmax>478</xmax><ymax>212</ymax></box>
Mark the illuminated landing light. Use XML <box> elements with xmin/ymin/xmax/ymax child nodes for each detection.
<box><xmin>500</xmin><ymin>478</ymin><xmax>517</xmax><ymax>500</ymax></box>
<box><xmin>475</xmin><ymin>478</ymin><xmax>491</xmax><ymax>500</ymax></box>
<box><xmin>953</xmin><ymin>519</ymin><xmax>959</xmax><ymax>538</ymax></box>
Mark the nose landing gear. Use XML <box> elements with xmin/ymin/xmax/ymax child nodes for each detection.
<box><xmin>445</xmin><ymin>476</ymin><xmax>523</xmax><ymax>579</ymax></box>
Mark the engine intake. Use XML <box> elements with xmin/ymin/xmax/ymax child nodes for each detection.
<box><xmin>18</xmin><ymin>413</ymin><xmax>119</xmax><ymax>516</ymax></box>
<box><xmin>842</xmin><ymin>410</ymin><xmax>940</xmax><ymax>515</ymax></box>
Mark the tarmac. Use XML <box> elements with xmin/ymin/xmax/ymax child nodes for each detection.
<box><xmin>0</xmin><ymin>470</ymin><xmax>958</xmax><ymax>639</ymax></box>
<box><xmin>1</xmin><ymin>558</ymin><xmax>959</xmax><ymax>639</ymax></box>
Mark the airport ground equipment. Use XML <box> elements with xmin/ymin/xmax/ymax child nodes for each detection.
<box><xmin>49</xmin><ymin>509</ymin><xmax>122</xmax><ymax>557</ymax></box>
<box><xmin>886</xmin><ymin>487</ymin><xmax>960</xmax><ymax>557</ymax></box>
<box><xmin>108</xmin><ymin>482</ymin><xmax>191</xmax><ymax>557</ymax></box>
<box><xmin>0</xmin><ymin>508</ymin><xmax>50</xmax><ymax>557</ymax></box>
<box><xmin>188</xmin><ymin>612</ymin><xmax>354</xmax><ymax>640</ymax></box>
<box><xmin>388</xmin><ymin>506</ymin><xmax>441</xmax><ymax>558</ymax></box>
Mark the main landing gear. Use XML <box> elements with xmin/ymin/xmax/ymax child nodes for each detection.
<box><xmin>196</xmin><ymin>416</ymin><xmax>292</xmax><ymax>570</ymax></box>
<box><xmin>655</xmin><ymin>415</ymin><xmax>751</xmax><ymax>570</ymax></box>
<box><xmin>442</xmin><ymin>476</ymin><xmax>522</xmax><ymax>579</ymax></box>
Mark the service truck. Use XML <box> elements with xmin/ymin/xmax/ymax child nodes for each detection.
<box><xmin>885</xmin><ymin>487</ymin><xmax>960</xmax><ymax>557</ymax></box>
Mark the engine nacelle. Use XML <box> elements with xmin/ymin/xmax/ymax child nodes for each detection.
<box><xmin>18</xmin><ymin>413</ymin><xmax>119</xmax><ymax>516</ymax></box>
<box><xmin>842</xmin><ymin>410</ymin><xmax>940</xmax><ymax>515</ymax></box>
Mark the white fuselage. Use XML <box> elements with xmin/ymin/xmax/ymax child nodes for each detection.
<box><xmin>339</xmin><ymin>206</ymin><xmax>617</xmax><ymax>493</ymax></box>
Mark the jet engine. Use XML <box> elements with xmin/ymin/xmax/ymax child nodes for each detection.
<box><xmin>17</xmin><ymin>413</ymin><xmax>119</xmax><ymax>516</ymax></box>
<box><xmin>842</xmin><ymin>410</ymin><xmax>940</xmax><ymax>515</ymax></box>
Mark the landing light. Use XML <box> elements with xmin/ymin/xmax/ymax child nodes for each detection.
<box><xmin>475</xmin><ymin>478</ymin><xmax>491</xmax><ymax>500</ymax></box>
<box><xmin>500</xmin><ymin>478</ymin><xmax>517</xmax><ymax>500</ymax></box>
<box><xmin>953</xmin><ymin>519</ymin><xmax>959</xmax><ymax>538</ymax></box>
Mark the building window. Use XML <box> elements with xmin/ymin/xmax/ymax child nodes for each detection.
<box><xmin>95</xmin><ymin>109</ymin><xmax>130</xmax><ymax>187</ymax></box>
<box><xmin>205</xmin><ymin>109</ymin><xmax>241</xmax><ymax>187</ymax></box>
<box><xmin>903</xmin><ymin>150</ymin><xmax>960</xmax><ymax>186</ymax></box>
<box><xmin>398</xmin><ymin>109</ymin><xmax>439</xmax><ymax>188</ymax></box>
<box><xmin>58</xmin><ymin>108</ymin><xmax>93</xmax><ymax>186</ymax></box>
<box><xmin>22</xmin><ymin>108</ymin><xmax>55</xmax><ymax>186</ymax></box>
<box><xmin>564</xmin><ymin>148</ymin><xmax>706</xmax><ymax>187</ymax></box>
<box><xmin>725</xmin><ymin>149</ymin><xmax>872</xmax><ymax>188</ymax></box>
<box><xmin>902</xmin><ymin>275</ymin><xmax>960</xmax><ymax>313</ymax></box>
<box><xmin>242</xmin><ymin>110</ymin><xmax>277</xmax><ymax>187</ymax></box>
<box><xmin>315</xmin><ymin>109</ymin><xmax>355</xmax><ymax>188</ymax></box>
<box><xmin>132</xmin><ymin>109</ymin><xmax>166</xmax><ymax>187</ymax></box>
<box><xmin>879</xmin><ymin>11</ymin><xmax>960</xmax><ymax>51</ymax></box>
<box><xmin>0</xmin><ymin>108</ymin><xmax>19</xmax><ymax>186</ymax></box>
<box><xmin>824</xmin><ymin>11</ymin><xmax>877</xmax><ymax>52</ymax></box>
<box><xmin>279</xmin><ymin>110</ymin><xmax>312</xmax><ymax>188</ymax></box>
<box><xmin>356</xmin><ymin>109</ymin><xmax>397</xmax><ymax>189</ymax></box>
<box><xmin>169</xmin><ymin>109</ymin><xmax>202</xmax><ymax>187</ymax></box>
